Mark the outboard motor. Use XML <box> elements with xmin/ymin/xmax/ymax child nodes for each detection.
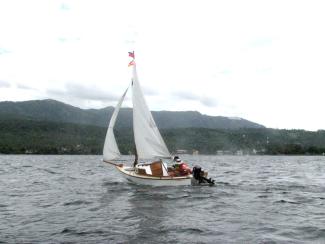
<box><xmin>192</xmin><ymin>166</ymin><xmax>202</xmax><ymax>181</ymax></box>
<box><xmin>192</xmin><ymin>165</ymin><xmax>215</xmax><ymax>186</ymax></box>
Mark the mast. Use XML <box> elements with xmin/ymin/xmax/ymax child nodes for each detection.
<box><xmin>128</xmin><ymin>51</ymin><xmax>139</xmax><ymax>165</ymax></box>
<box><xmin>133</xmin><ymin>146</ymin><xmax>138</xmax><ymax>167</ymax></box>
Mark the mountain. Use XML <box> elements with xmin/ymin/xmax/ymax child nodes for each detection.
<box><xmin>0</xmin><ymin>99</ymin><xmax>264</xmax><ymax>129</ymax></box>
<box><xmin>2</xmin><ymin>100</ymin><xmax>325</xmax><ymax>155</ymax></box>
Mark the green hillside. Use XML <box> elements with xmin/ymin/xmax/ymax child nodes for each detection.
<box><xmin>1</xmin><ymin>118</ymin><xmax>325</xmax><ymax>155</ymax></box>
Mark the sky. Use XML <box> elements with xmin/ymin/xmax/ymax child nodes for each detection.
<box><xmin>0</xmin><ymin>0</ymin><xmax>325</xmax><ymax>131</ymax></box>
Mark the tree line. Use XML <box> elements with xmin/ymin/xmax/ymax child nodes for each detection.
<box><xmin>1</xmin><ymin>119</ymin><xmax>325</xmax><ymax>155</ymax></box>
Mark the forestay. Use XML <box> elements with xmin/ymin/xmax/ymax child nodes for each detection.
<box><xmin>103</xmin><ymin>88</ymin><xmax>128</xmax><ymax>161</ymax></box>
<box><xmin>132</xmin><ymin>65</ymin><xmax>171</xmax><ymax>159</ymax></box>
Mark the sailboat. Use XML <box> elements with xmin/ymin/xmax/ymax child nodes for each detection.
<box><xmin>102</xmin><ymin>52</ymin><xmax>192</xmax><ymax>186</ymax></box>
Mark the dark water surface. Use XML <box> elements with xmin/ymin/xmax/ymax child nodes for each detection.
<box><xmin>1</xmin><ymin>155</ymin><xmax>325</xmax><ymax>243</ymax></box>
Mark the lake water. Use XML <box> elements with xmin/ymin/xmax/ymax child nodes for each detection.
<box><xmin>0</xmin><ymin>155</ymin><xmax>325</xmax><ymax>243</ymax></box>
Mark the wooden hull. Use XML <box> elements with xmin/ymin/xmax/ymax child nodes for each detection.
<box><xmin>116</xmin><ymin>166</ymin><xmax>192</xmax><ymax>186</ymax></box>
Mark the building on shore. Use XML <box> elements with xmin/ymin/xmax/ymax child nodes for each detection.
<box><xmin>192</xmin><ymin>150</ymin><xmax>199</xmax><ymax>155</ymax></box>
<box><xmin>176</xmin><ymin>149</ymin><xmax>188</xmax><ymax>154</ymax></box>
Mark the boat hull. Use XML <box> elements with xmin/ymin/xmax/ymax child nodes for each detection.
<box><xmin>116</xmin><ymin>166</ymin><xmax>192</xmax><ymax>186</ymax></box>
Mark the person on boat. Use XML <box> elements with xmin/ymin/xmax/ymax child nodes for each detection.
<box><xmin>173</xmin><ymin>156</ymin><xmax>181</xmax><ymax>163</ymax></box>
<box><xmin>172</xmin><ymin>156</ymin><xmax>181</xmax><ymax>169</ymax></box>
<box><xmin>172</xmin><ymin>156</ymin><xmax>191</xmax><ymax>175</ymax></box>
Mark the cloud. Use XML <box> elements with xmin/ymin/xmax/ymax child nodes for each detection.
<box><xmin>16</xmin><ymin>83</ymin><xmax>36</xmax><ymax>90</ymax></box>
<box><xmin>58</xmin><ymin>37</ymin><xmax>81</xmax><ymax>43</ymax></box>
<box><xmin>172</xmin><ymin>91</ymin><xmax>217</xmax><ymax>107</ymax></box>
<box><xmin>200</xmin><ymin>96</ymin><xmax>217</xmax><ymax>107</ymax></box>
<box><xmin>47</xmin><ymin>89</ymin><xmax>65</xmax><ymax>97</ymax></box>
<box><xmin>256</xmin><ymin>67</ymin><xmax>272</xmax><ymax>75</ymax></box>
<box><xmin>218</xmin><ymin>69</ymin><xmax>233</xmax><ymax>75</ymax></box>
<box><xmin>47</xmin><ymin>83</ymin><xmax>120</xmax><ymax>102</ymax></box>
<box><xmin>0</xmin><ymin>80</ymin><xmax>10</xmax><ymax>88</ymax></box>
<box><xmin>142</xmin><ymin>86</ymin><xmax>158</xmax><ymax>96</ymax></box>
<box><xmin>249</xmin><ymin>37</ymin><xmax>273</xmax><ymax>48</ymax></box>
<box><xmin>0</xmin><ymin>48</ymin><xmax>10</xmax><ymax>55</ymax></box>
<box><xmin>59</xmin><ymin>3</ymin><xmax>70</xmax><ymax>11</ymax></box>
<box><xmin>172</xmin><ymin>91</ymin><xmax>199</xmax><ymax>100</ymax></box>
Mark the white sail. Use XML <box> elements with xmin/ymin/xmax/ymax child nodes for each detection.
<box><xmin>132</xmin><ymin>65</ymin><xmax>171</xmax><ymax>159</ymax></box>
<box><xmin>103</xmin><ymin>88</ymin><xmax>128</xmax><ymax>161</ymax></box>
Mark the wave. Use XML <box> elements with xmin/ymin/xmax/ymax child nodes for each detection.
<box><xmin>274</xmin><ymin>199</ymin><xmax>300</xmax><ymax>205</ymax></box>
<box><xmin>39</xmin><ymin>168</ymin><xmax>59</xmax><ymax>175</ymax></box>
<box><xmin>61</xmin><ymin>228</ymin><xmax>106</xmax><ymax>236</ymax></box>
<box><xmin>63</xmin><ymin>200</ymin><xmax>92</xmax><ymax>206</ymax></box>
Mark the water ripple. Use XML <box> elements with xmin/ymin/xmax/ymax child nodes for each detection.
<box><xmin>0</xmin><ymin>155</ymin><xmax>325</xmax><ymax>243</ymax></box>
<box><xmin>63</xmin><ymin>200</ymin><xmax>92</xmax><ymax>206</ymax></box>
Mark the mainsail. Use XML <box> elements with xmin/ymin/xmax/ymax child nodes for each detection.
<box><xmin>103</xmin><ymin>88</ymin><xmax>128</xmax><ymax>161</ymax></box>
<box><xmin>131</xmin><ymin>64</ymin><xmax>171</xmax><ymax>159</ymax></box>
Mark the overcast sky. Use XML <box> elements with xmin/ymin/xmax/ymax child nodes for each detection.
<box><xmin>1</xmin><ymin>0</ymin><xmax>325</xmax><ymax>131</ymax></box>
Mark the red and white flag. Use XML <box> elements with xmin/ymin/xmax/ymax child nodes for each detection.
<box><xmin>128</xmin><ymin>51</ymin><xmax>135</xmax><ymax>59</ymax></box>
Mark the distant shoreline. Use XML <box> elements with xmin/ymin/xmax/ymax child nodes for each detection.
<box><xmin>1</xmin><ymin>153</ymin><xmax>324</xmax><ymax>156</ymax></box>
